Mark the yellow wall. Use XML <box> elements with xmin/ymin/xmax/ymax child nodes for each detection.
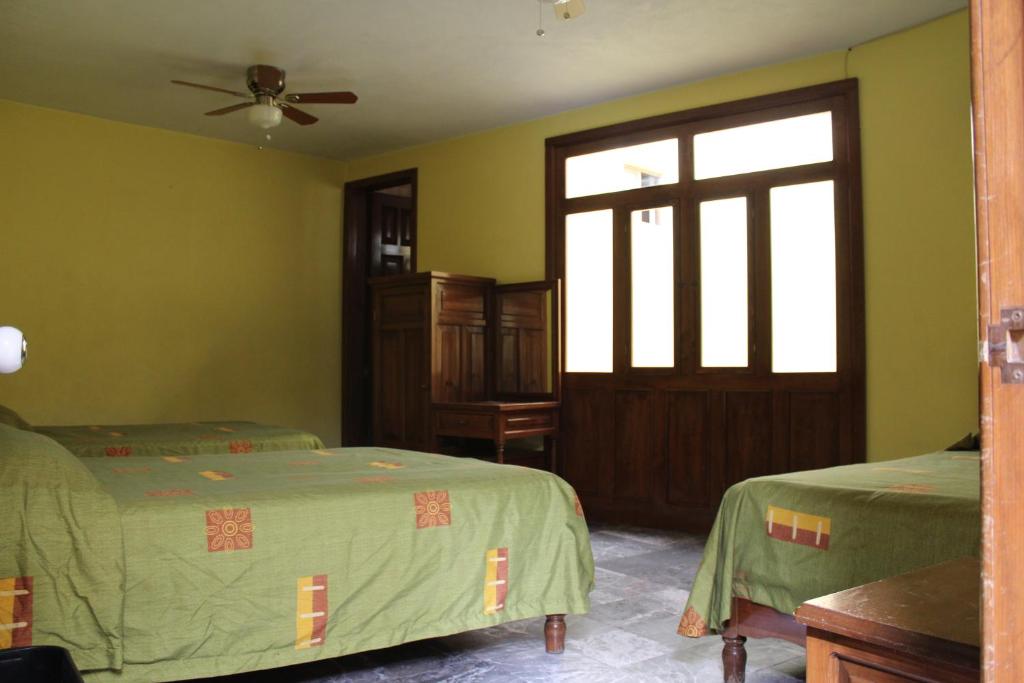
<box><xmin>0</xmin><ymin>101</ymin><xmax>347</xmax><ymax>444</ymax></box>
<box><xmin>0</xmin><ymin>11</ymin><xmax>976</xmax><ymax>459</ymax></box>
<box><xmin>347</xmin><ymin>11</ymin><xmax>977</xmax><ymax>460</ymax></box>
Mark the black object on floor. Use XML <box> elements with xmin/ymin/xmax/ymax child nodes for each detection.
<box><xmin>0</xmin><ymin>645</ymin><xmax>84</xmax><ymax>683</ymax></box>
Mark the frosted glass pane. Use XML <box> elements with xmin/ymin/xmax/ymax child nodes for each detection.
<box><xmin>700</xmin><ymin>197</ymin><xmax>748</xmax><ymax>367</ymax></box>
<box><xmin>566</xmin><ymin>210</ymin><xmax>613</xmax><ymax>372</ymax></box>
<box><xmin>693</xmin><ymin>112</ymin><xmax>833</xmax><ymax>180</ymax></box>
<box><xmin>631</xmin><ymin>207</ymin><xmax>674</xmax><ymax>367</ymax></box>
<box><xmin>566</xmin><ymin>139</ymin><xmax>678</xmax><ymax>198</ymax></box>
<box><xmin>771</xmin><ymin>181</ymin><xmax>837</xmax><ymax>373</ymax></box>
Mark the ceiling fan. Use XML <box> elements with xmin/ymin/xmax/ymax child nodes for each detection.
<box><xmin>171</xmin><ymin>64</ymin><xmax>357</xmax><ymax>129</ymax></box>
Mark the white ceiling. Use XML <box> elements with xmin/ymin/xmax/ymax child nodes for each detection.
<box><xmin>0</xmin><ymin>0</ymin><xmax>966</xmax><ymax>162</ymax></box>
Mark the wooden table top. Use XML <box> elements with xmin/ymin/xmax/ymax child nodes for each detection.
<box><xmin>432</xmin><ymin>400</ymin><xmax>560</xmax><ymax>412</ymax></box>
<box><xmin>795</xmin><ymin>557</ymin><xmax>980</xmax><ymax>664</ymax></box>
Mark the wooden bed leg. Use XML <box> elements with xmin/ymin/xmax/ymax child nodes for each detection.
<box><xmin>544</xmin><ymin>614</ymin><xmax>566</xmax><ymax>654</ymax></box>
<box><xmin>722</xmin><ymin>634</ymin><xmax>747</xmax><ymax>683</ymax></box>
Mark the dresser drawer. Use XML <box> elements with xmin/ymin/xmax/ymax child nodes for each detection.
<box><xmin>504</xmin><ymin>411</ymin><xmax>555</xmax><ymax>431</ymax></box>
<box><xmin>435</xmin><ymin>411</ymin><xmax>495</xmax><ymax>438</ymax></box>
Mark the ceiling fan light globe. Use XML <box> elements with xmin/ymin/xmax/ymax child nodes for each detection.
<box><xmin>248</xmin><ymin>103</ymin><xmax>283</xmax><ymax>129</ymax></box>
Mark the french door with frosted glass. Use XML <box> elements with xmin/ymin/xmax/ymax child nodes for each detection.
<box><xmin>546</xmin><ymin>80</ymin><xmax>864</xmax><ymax>529</ymax></box>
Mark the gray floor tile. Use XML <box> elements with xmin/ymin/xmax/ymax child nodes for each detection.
<box><xmin>599</xmin><ymin>547</ymin><xmax>704</xmax><ymax>590</ymax></box>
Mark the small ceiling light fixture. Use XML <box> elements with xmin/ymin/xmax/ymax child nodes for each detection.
<box><xmin>536</xmin><ymin>0</ymin><xmax>586</xmax><ymax>37</ymax></box>
<box><xmin>247</xmin><ymin>96</ymin><xmax>283</xmax><ymax>129</ymax></box>
<box><xmin>0</xmin><ymin>326</ymin><xmax>27</xmax><ymax>374</ymax></box>
<box><xmin>552</xmin><ymin>0</ymin><xmax>586</xmax><ymax>21</ymax></box>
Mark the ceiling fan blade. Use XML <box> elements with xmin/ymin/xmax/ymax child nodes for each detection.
<box><xmin>204</xmin><ymin>102</ymin><xmax>254</xmax><ymax>116</ymax></box>
<box><xmin>285</xmin><ymin>91</ymin><xmax>358</xmax><ymax>104</ymax></box>
<box><xmin>280</xmin><ymin>104</ymin><xmax>318</xmax><ymax>126</ymax></box>
<box><xmin>171</xmin><ymin>80</ymin><xmax>250</xmax><ymax>99</ymax></box>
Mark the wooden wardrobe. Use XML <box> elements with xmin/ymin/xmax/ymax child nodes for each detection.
<box><xmin>370</xmin><ymin>272</ymin><xmax>492</xmax><ymax>450</ymax></box>
<box><xmin>369</xmin><ymin>271</ymin><xmax>558</xmax><ymax>454</ymax></box>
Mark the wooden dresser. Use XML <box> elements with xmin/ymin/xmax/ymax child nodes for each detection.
<box><xmin>795</xmin><ymin>557</ymin><xmax>980</xmax><ymax>682</ymax></box>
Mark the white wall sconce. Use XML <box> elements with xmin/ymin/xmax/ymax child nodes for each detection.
<box><xmin>0</xmin><ymin>326</ymin><xmax>27</xmax><ymax>374</ymax></box>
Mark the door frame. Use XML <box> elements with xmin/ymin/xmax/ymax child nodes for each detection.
<box><xmin>970</xmin><ymin>1</ymin><xmax>1024</xmax><ymax>679</ymax></box>
<box><xmin>544</xmin><ymin>81</ymin><xmax>865</xmax><ymax>529</ymax></box>
<box><xmin>341</xmin><ymin>168</ymin><xmax>418</xmax><ymax>446</ymax></box>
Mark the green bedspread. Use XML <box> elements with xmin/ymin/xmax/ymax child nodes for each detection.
<box><xmin>0</xmin><ymin>425</ymin><xmax>125</xmax><ymax>670</ymax></box>
<box><xmin>1</xmin><ymin>427</ymin><xmax>593</xmax><ymax>682</ymax></box>
<box><xmin>35</xmin><ymin>420</ymin><xmax>324</xmax><ymax>457</ymax></box>
<box><xmin>678</xmin><ymin>450</ymin><xmax>980</xmax><ymax>638</ymax></box>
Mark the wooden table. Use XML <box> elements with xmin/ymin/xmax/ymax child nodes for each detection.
<box><xmin>794</xmin><ymin>557</ymin><xmax>980</xmax><ymax>683</ymax></box>
<box><xmin>431</xmin><ymin>401</ymin><xmax>559</xmax><ymax>468</ymax></box>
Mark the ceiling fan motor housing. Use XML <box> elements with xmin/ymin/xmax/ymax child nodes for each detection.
<box><xmin>247</xmin><ymin>65</ymin><xmax>286</xmax><ymax>96</ymax></box>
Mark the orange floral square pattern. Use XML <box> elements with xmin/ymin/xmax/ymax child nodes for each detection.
<box><xmin>230</xmin><ymin>440</ymin><xmax>253</xmax><ymax>453</ymax></box>
<box><xmin>106</xmin><ymin>446</ymin><xmax>133</xmax><ymax>457</ymax></box>
<box><xmin>413</xmin><ymin>490</ymin><xmax>451</xmax><ymax>529</ymax></box>
<box><xmin>677</xmin><ymin>606</ymin><xmax>708</xmax><ymax>638</ymax></box>
<box><xmin>205</xmin><ymin>508</ymin><xmax>253</xmax><ymax>552</ymax></box>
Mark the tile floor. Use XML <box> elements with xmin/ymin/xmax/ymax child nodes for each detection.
<box><xmin>202</xmin><ymin>524</ymin><xmax>805</xmax><ymax>682</ymax></box>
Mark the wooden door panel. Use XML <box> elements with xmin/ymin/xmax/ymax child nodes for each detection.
<box><xmin>380</xmin><ymin>254</ymin><xmax>406</xmax><ymax>275</ymax></box>
<box><xmin>463</xmin><ymin>326</ymin><xmax>487</xmax><ymax>401</ymax></box>
<box><xmin>377</xmin><ymin>330</ymin><xmax>403</xmax><ymax>444</ymax></box>
<box><xmin>613</xmin><ymin>390</ymin><xmax>657</xmax><ymax>501</ymax></box>
<box><xmin>381</xmin><ymin>203</ymin><xmax>399</xmax><ymax>244</ymax></box>
<box><xmin>371</xmin><ymin>193</ymin><xmax>413</xmax><ymax>275</ymax></box>
<box><xmin>789</xmin><ymin>392</ymin><xmax>840</xmax><ymax>472</ymax></box>
<box><xmin>562</xmin><ymin>386</ymin><xmax>614</xmax><ymax>496</ymax></box>
<box><xmin>401</xmin><ymin>328</ymin><xmax>427</xmax><ymax>448</ymax></box>
<box><xmin>725</xmin><ymin>391</ymin><xmax>774</xmax><ymax>483</ymax></box>
<box><xmin>436</xmin><ymin>324</ymin><xmax>461</xmax><ymax>402</ymax></box>
<box><xmin>497</xmin><ymin>329</ymin><xmax>519</xmax><ymax>393</ymax></box>
<box><xmin>666</xmin><ymin>391</ymin><xmax>711</xmax><ymax>508</ymax></box>
<box><xmin>971</xmin><ymin>2</ymin><xmax>1024</xmax><ymax>677</ymax></box>
<box><xmin>499</xmin><ymin>290</ymin><xmax>546</xmax><ymax>320</ymax></box>
<box><xmin>378</xmin><ymin>289</ymin><xmax>424</xmax><ymax>325</ymax></box>
<box><xmin>520</xmin><ymin>328</ymin><xmax>547</xmax><ymax>393</ymax></box>
<box><xmin>438</xmin><ymin>283</ymin><xmax>487</xmax><ymax>322</ymax></box>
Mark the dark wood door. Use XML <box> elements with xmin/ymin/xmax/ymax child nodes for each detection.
<box><xmin>547</xmin><ymin>82</ymin><xmax>864</xmax><ymax>531</ymax></box>
<box><xmin>342</xmin><ymin>170</ymin><xmax>417</xmax><ymax>447</ymax></box>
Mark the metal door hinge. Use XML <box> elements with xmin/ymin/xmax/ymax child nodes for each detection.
<box><xmin>984</xmin><ymin>307</ymin><xmax>1024</xmax><ymax>384</ymax></box>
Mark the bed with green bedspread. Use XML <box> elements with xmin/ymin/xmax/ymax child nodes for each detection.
<box><xmin>678</xmin><ymin>450</ymin><xmax>980</xmax><ymax>638</ymax></box>
<box><xmin>35</xmin><ymin>420</ymin><xmax>324</xmax><ymax>457</ymax></box>
<box><xmin>0</xmin><ymin>424</ymin><xmax>593</xmax><ymax>682</ymax></box>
